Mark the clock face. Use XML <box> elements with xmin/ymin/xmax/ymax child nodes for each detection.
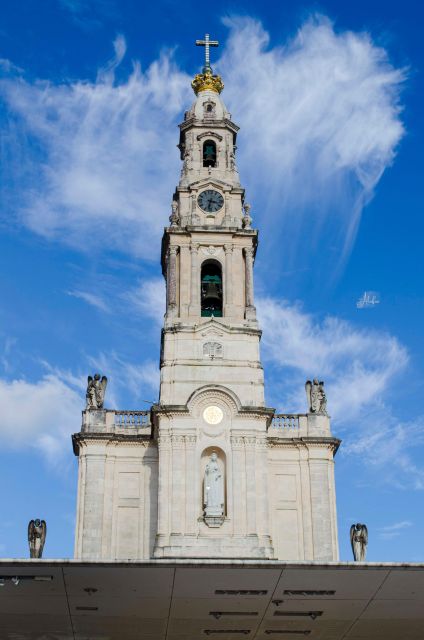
<box><xmin>203</xmin><ymin>405</ymin><xmax>224</xmax><ymax>425</ymax></box>
<box><xmin>197</xmin><ymin>190</ymin><xmax>224</xmax><ymax>213</ymax></box>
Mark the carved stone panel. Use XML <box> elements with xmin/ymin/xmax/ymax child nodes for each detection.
<box><xmin>203</xmin><ymin>341</ymin><xmax>223</xmax><ymax>359</ymax></box>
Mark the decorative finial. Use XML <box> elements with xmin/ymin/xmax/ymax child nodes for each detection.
<box><xmin>192</xmin><ymin>33</ymin><xmax>224</xmax><ymax>95</ymax></box>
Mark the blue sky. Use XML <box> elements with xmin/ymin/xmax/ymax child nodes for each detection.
<box><xmin>0</xmin><ymin>0</ymin><xmax>423</xmax><ymax>562</ymax></box>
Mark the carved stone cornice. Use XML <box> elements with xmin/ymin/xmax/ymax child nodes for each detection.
<box><xmin>72</xmin><ymin>432</ymin><xmax>154</xmax><ymax>456</ymax></box>
<box><xmin>267</xmin><ymin>436</ymin><xmax>341</xmax><ymax>455</ymax></box>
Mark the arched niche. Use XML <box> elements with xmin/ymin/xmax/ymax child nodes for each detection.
<box><xmin>201</xmin><ymin>446</ymin><xmax>227</xmax><ymax>526</ymax></box>
<box><xmin>201</xmin><ymin>259</ymin><xmax>223</xmax><ymax>317</ymax></box>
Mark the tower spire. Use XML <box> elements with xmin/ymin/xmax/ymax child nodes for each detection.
<box><xmin>192</xmin><ymin>32</ymin><xmax>224</xmax><ymax>95</ymax></box>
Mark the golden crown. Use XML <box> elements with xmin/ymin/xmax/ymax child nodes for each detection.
<box><xmin>191</xmin><ymin>68</ymin><xmax>224</xmax><ymax>95</ymax></box>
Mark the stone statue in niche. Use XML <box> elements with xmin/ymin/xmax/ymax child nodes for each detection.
<box><xmin>305</xmin><ymin>379</ymin><xmax>327</xmax><ymax>415</ymax></box>
<box><xmin>350</xmin><ymin>523</ymin><xmax>368</xmax><ymax>561</ymax></box>
<box><xmin>203</xmin><ymin>453</ymin><xmax>224</xmax><ymax>526</ymax></box>
<box><xmin>28</xmin><ymin>519</ymin><xmax>47</xmax><ymax>558</ymax></box>
<box><xmin>86</xmin><ymin>373</ymin><xmax>108</xmax><ymax>410</ymax></box>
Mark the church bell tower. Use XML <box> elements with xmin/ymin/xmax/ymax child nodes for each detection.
<box><xmin>73</xmin><ymin>35</ymin><xmax>340</xmax><ymax>564</ymax></box>
<box><xmin>154</xmin><ymin>34</ymin><xmax>274</xmax><ymax>558</ymax></box>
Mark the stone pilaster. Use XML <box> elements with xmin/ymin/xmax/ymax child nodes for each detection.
<box><xmin>185</xmin><ymin>435</ymin><xmax>197</xmax><ymax>535</ymax></box>
<box><xmin>230</xmin><ymin>436</ymin><xmax>246</xmax><ymax>535</ymax></box>
<box><xmin>243</xmin><ymin>247</ymin><xmax>256</xmax><ymax>320</ymax></box>
<box><xmin>167</xmin><ymin>246</ymin><xmax>178</xmax><ymax>318</ymax></box>
<box><xmin>224</xmin><ymin>243</ymin><xmax>233</xmax><ymax>316</ymax></box>
<box><xmin>244</xmin><ymin>437</ymin><xmax>257</xmax><ymax>535</ymax></box>
<box><xmin>155</xmin><ymin>433</ymin><xmax>171</xmax><ymax>552</ymax></box>
<box><xmin>189</xmin><ymin>243</ymin><xmax>200</xmax><ymax>316</ymax></box>
<box><xmin>171</xmin><ymin>435</ymin><xmax>185</xmax><ymax>534</ymax></box>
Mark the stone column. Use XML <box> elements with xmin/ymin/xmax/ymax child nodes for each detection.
<box><xmin>189</xmin><ymin>243</ymin><xmax>200</xmax><ymax>316</ymax></box>
<box><xmin>167</xmin><ymin>246</ymin><xmax>178</xmax><ymax>318</ymax></box>
<box><xmin>243</xmin><ymin>247</ymin><xmax>256</xmax><ymax>320</ymax></box>
<box><xmin>224</xmin><ymin>243</ymin><xmax>233</xmax><ymax>317</ymax></box>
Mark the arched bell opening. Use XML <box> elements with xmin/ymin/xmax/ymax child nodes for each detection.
<box><xmin>203</xmin><ymin>140</ymin><xmax>217</xmax><ymax>167</ymax></box>
<box><xmin>201</xmin><ymin>260</ymin><xmax>223</xmax><ymax>317</ymax></box>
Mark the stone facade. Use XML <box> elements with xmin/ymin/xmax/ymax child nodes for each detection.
<box><xmin>73</xmin><ymin>63</ymin><xmax>340</xmax><ymax>563</ymax></box>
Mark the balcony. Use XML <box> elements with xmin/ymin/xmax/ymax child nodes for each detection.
<box><xmin>81</xmin><ymin>409</ymin><xmax>151</xmax><ymax>435</ymax></box>
<box><xmin>268</xmin><ymin>413</ymin><xmax>332</xmax><ymax>439</ymax></box>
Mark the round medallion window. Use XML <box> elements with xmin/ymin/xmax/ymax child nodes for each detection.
<box><xmin>203</xmin><ymin>405</ymin><xmax>224</xmax><ymax>425</ymax></box>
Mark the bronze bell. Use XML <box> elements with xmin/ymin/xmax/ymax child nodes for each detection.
<box><xmin>202</xmin><ymin>282</ymin><xmax>221</xmax><ymax>301</ymax></box>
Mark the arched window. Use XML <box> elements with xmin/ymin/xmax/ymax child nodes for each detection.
<box><xmin>203</xmin><ymin>140</ymin><xmax>217</xmax><ymax>167</ymax></box>
<box><xmin>201</xmin><ymin>261</ymin><xmax>223</xmax><ymax>317</ymax></box>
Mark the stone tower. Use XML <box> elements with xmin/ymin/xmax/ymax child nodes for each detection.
<box><xmin>73</xmin><ymin>36</ymin><xmax>340</xmax><ymax>562</ymax></box>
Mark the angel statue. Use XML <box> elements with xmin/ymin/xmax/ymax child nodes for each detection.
<box><xmin>28</xmin><ymin>519</ymin><xmax>47</xmax><ymax>559</ymax></box>
<box><xmin>86</xmin><ymin>373</ymin><xmax>108</xmax><ymax>410</ymax></box>
<box><xmin>350</xmin><ymin>523</ymin><xmax>368</xmax><ymax>562</ymax></box>
<box><xmin>305</xmin><ymin>379</ymin><xmax>328</xmax><ymax>415</ymax></box>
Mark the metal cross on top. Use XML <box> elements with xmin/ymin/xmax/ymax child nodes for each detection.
<box><xmin>195</xmin><ymin>33</ymin><xmax>219</xmax><ymax>70</ymax></box>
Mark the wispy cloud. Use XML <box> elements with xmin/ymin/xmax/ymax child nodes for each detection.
<box><xmin>86</xmin><ymin>351</ymin><xmax>160</xmax><ymax>405</ymax></box>
<box><xmin>0</xmin><ymin>17</ymin><xmax>405</xmax><ymax>277</ymax></box>
<box><xmin>257</xmin><ymin>295</ymin><xmax>424</xmax><ymax>490</ymax></box>
<box><xmin>257</xmin><ymin>296</ymin><xmax>408</xmax><ymax>420</ymax></box>
<box><xmin>221</xmin><ymin>15</ymin><xmax>406</xmax><ymax>275</ymax></box>
<box><xmin>123</xmin><ymin>277</ymin><xmax>165</xmax><ymax>327</ymax></box>
<box><xmin>377</xmin><ymin>520</ymin><xmax>412</xmax><ymax>539</ymax></box>
<box><xmin>58</xmin><ymin>0</ymin><xmax>119</xmax><ymax>29</ymax></box>
<box><xmin>1</xmin><ymin>36</ymin><xmax>191</xmax><ymax>257</ymax></box>
<box><xmin>67</xmin><ymin>289</ymin><xmax>109</xmax><ymax>313</ymax></box>
<box><xmin>0</xmin><ymin>373</ymin><xmax>81</xmax><ymax>464</ymax></box>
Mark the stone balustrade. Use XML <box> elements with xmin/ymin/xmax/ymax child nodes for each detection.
<box><xmin>268</xmin><ymin>413</ymin><xmax>308</xmax><ymax>438</ymax></box>
<box><xmin>268</xmin><ymin>412</ymin><xmax>332</xmax><ymax>439</ymax></box>
<box><xmin>114</xmin><ymin>410</ymin><xmax>150</xmax><ymax>427</ymax></box>
<box><xmin>81</xmin><ymin>409</ymin><xmax>151</xmax><ymax>434</ymax></box>
<box><xmin>272</xmin><ymin>414</ymin><xmax>301</xmax><ymax>430</ymax></box>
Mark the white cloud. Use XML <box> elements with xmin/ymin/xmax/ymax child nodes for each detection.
<box><xmin>257</xmin><ymin>296</ymin><xmax>424</xmax><ymax>489</ymax></box>
<box><xmin>220</xmin><ymin>16</ymin><xmax>406</xmax><ymax>272</ymax></box>
<box><xmin>1</xmin><ymin>36</ymin><xmax>191</xmax><ymax>257</ymax></box>
<box><xmin>257</xmin><ymin>296</ymin><xmax>408</xmax><ymax>421</ymax></box>
<box><xmin>0</xmin><ymin>17</ymin><xmax>405</xmax><ymax>272</ymax></box>
<box><xmin>67</xmin><ymin>289</ymin><xmax>109</xmax><ymax>312</ymax></box>
<box><xmin>123</xmin><ymin>277</ymin><xmax>165</xmax><ymax>326</ymax></box>
<box><xmin>0</xmin><ymin>352</ymin><xmax>160</xmax><ymax>463</ymax></box>
<box><xmin>345</xmin><ymin>415</ymin><xmax>424</xmax><ymax>490</ymax></box>
<box><xmin>377</xmin><ymin>520</ymin><xmax>413</xmax><ymax>539</ymax></box>
<box><xmin>86</xmin><ymin>351</ymin><xmax>160</xmax><ymax>405</ymax></box>
<box><xmin>0</xmin><ymin>374</ymin><xmax>81</xmax><ymax>463</ymax></box>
